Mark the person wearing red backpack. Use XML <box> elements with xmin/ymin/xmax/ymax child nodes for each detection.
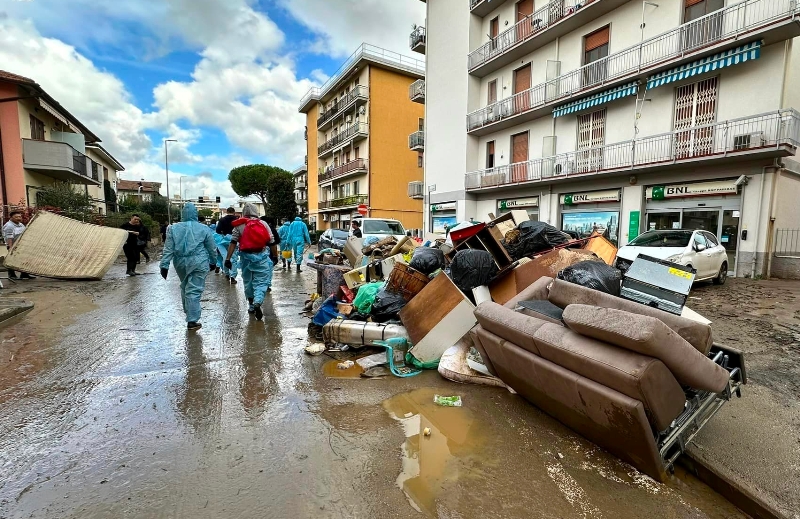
<box><xmin>224</xmin><ymin>203</ymin><xmax>276</xmax><ymax>320</ymax></box>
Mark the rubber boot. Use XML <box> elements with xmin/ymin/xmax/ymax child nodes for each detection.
<box><xmin>296</xmin><ymin>264</ymin><xmax>301</xmax><ymax>273</ymax></box>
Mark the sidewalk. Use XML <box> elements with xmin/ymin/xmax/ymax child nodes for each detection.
<box><xmin>686</xmin><ymin>279</ymin><xmax>800</xmax><ymax>519</ymax></box>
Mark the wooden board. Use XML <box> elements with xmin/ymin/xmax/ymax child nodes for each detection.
<box><xmin>400</xmin><ymin>273</ymin><xmax>475</xmax><ymax>351</ymax></box>
<box><xmin>583</xmin><ymin>233</ymin><xmax>618</xmax><ymax>265</ymax></box>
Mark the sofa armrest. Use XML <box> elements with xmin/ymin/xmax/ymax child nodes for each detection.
<box><xmin>504</xmin><ymin>276</ymin><xmax>553</xmax><ymax>309</ymax></box>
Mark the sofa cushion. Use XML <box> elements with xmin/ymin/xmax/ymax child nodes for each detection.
<box><xmin>533</xmin><ymin>323</ymin><xmax>686</xmax><ymax>431</ymax></box>
<box><xmin>548</xmin><ymin>278</ymin><xmax>713</xmax><ymax>354</ymax></box>
<box><xmin>470</xmin><ymin>326</ymin><xmax>499</xmax><ymax>377</ymax></box>
<box><xmin>475</xmin><ymin>302</ymin><xmax>548</xmax><ymax>356</ymax></box>
<box><xmin>516</xmin><ymin>300</ymin><xmax>564</xmax><ymax>325</ymax></box>
<box><xmin>504</xmin><ymin>276</ymin><xmax>553</xmax><ymax>309</ymax></box>
<box><xmin>562</xmin><ymin>305</ymin><xmax>730</xmax><ymax>393</ymax></box>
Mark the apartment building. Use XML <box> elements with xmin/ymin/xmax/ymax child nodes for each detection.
<box><xmin>294</xmin><ymin>163</ymin><xmax>309</xmax><ymax>218</ymax></box>
<box><xmin>299</xmin><ymin>44</ymin><xmax>425</xmax><ymax>232</ymax></box>
<box><xmin>422</xmin><ymin>0</ymin><xmax>800</xmax><ymax>278</ymax></box>
<box><xmin>0</xmin><ymin>70</ymin><xmax>125</xmax><ymax>214</ymax></box>
<box><xmin>169</xmin><ymin>194</ymin><xmax>221</xmax><ymax>217</ymax></box>
<box><xmin>116</xmin><ymin>180</ymin><xmax>162</xmax><ymax>203</ymax></box>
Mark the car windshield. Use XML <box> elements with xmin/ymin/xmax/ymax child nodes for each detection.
<box><xmin>628</xmin><ymin>230</ymin><xmax>692</xmax><ymax>248</ymax></box>
<box><xmin>362</xmin><ymin>220</ymin><xmax>405</xmax><ymax>235</ymax></box>
<box><xmin>332</xmin><ymin>230</ymin><xmax>349</xmax><ymax>239</ymax></box>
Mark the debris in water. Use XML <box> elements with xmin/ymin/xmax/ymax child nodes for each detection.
<box><xmin>433</xmin><ymin>395</ymin><xmax>462</xmax><ymax>407</ymax></box>
<box><xmin>337</xmin><ymin>360</ymin><xmax>354</xmax><ymax>370</ymax></box>
<box><xmin>304</xmin><ymin>343</ymin><xmax>325</xmax><ymax>356</ymax></box>
<box><xmin>423</xmin><ymin>427</ymin><xmax>431</xmax><ymax>437</ymax></box>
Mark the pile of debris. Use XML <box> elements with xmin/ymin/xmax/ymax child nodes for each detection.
<box><xmin>303</xmin><ymin>211</ymin><xmax>745</xmax><ymax>481</ymax></box>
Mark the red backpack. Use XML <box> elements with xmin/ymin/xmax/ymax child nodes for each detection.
<box><xmin>233</xmin><ymin>218</ymin><xmax>272</xmax><ymax>252</ymax></box>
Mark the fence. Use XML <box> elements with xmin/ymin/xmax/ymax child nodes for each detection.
<box><xmin>775</xmin><ymin>229</ymin><xmax>800</xmax><ymax>258</ymax></box>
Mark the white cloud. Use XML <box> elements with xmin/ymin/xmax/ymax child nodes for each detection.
<box><xmin>280</xmin><ymin>0</ymin><xmax>426</xmax><ymax>58</ymax></box>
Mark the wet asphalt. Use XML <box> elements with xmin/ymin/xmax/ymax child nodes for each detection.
<box><xmin>0</xmin><ymin>260</ymin><xmax>749</xmax><ymax>518</ymax></box>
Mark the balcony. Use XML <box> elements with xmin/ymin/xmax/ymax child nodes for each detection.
<box><xmin>408</xmin><ymin>181</ymin><xmax>424</xmax><ymax>200</ymax></box>
<box><xmin>409</xmin><ymin>130</ymin><xmax>425</xmax><ymax>151</ymax></box>
<box><xmin>468</xmin><ymin>0</ymin><xmax>629</xmax><ymax>77</ymax></box>
<box><xmin>317</xmin><ymin>85</ymin><xmax>369</xmax><ymax>131</ymax></box>
<box><xmin>318</xmin><ymin>122</ymin><xmax>369</xmax><ymax>158</ymax></box>
<box><xmin>465</xmin><ymin>110</ymin><xmax>800</xmax><ymax>191</ymax></box>
<box><xmin>319</xmin><ymin>194</ymin><xmax>369</xmax><ymax>211</ymax></box>
<box><xmin>295</xmin><ymin>179</ymin><xmax>307</xmax><ymax>189</ymax></box>
<box><xmin>410</xmin><ymin>26</ymin><xmax>426</xmax><ymax>54</ymax></box>
<box><xmin>409</xmin><ymin>79</ymin><xmax>425</xmax><ymax>104</ymax></box>
<box><xmin>319</xmin><ymin>159</ymin><xmax>368</xmax><ymax>184</ymax></box>
<box><xmin>22</xmin><ymin>139</ymin><xmax>100</xmax><ymax>185</ymax></box>
<box><xmin>470</xmin><ymin>0</ymin><xmax>497</xmax><ymax>17</ymax></box>
<box><xmin>467</xmin><ymin>0</ymin><xmax>800</xmax><ymax>136</ymax></box>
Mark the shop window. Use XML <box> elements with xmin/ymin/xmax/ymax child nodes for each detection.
<box><xmin>29</xmin><ymin>115</ymin><xmax>45</xmax><ymax>141</ymax></box>
<box><xmin>583</xmin><ymin>26</ymin><xmax>609</xmax><ymax>87</ymax></box>
<box><xmin>562</xmin><ymin>211</ymin><xmax>619</xmax><ymax>245</ymax></box>
<box><xmin>486</xmin><ymin>141</ymin><xmax>495</xmax><ymax>169</ymax></box>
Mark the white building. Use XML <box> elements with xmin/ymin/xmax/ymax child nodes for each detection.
<box><xmin>421</xmin><ymin>0</ymin><xmax>800</xmax><ymax>278</ymax></box>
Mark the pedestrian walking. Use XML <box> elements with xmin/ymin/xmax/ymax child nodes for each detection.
<box><xmin>160</xmin><ymin>222</ymin><xmax>167</xmax><ymax>243</ymax></box>
<box><xmin>287</xmin><ymin>216</ymin><xmax>311</xmax><ymax>273</ymax></box>
<box><xmin>2</xmin><ymin>210</ymin><xmax>35</xmax><ymax>280</ymax></box>
<box><xmin>159</xmin><ymin>204</ymin><xmax>217</xmax><ymax>331</ymax></box>
<box><xmin>137</xmin><ymin>222</ymin><xmax>151</xmax><ymax>263</ymax></box>
<box><xmin>259</xmin><ymin>216</ymin><xmax>282</xmax><ymax>291</ymax></box>
<box><xmin>278</xmin><ymin>218</ymin><xmax>291</xmax><ymax>271</ymax></box>
<box><xmin>225</xmin><ymin>203</ymin><xmax>275</xmax><ymax>320</ymax></box>
<box><xmin>351</xmin><ymin>220</ymin><xmax>363</xmax><ymax>238</ymax></box>
<box><xmin>215</xmin><ymin>207</ymin><xmax>239</xmax><ymax>284</ymax></box>
<box><xmin>121</xmin><ymin>214</ymin><xmax>143</xmax><ymax>276</ymax></box>
<box><xmin>209</xmin><ymin>219</ymin><xmax>217</xmax><ymax>232</ymax></box>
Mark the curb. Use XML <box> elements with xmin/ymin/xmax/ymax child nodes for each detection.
<box><xmin>0</xmin><ymin>299</ymin><xmax>34</xmax><ymax>328</ymax></box>
<box><xmin>680</xmin><ymin>453</ymin><xmax>788</xmax><ymax>519</ymax></box>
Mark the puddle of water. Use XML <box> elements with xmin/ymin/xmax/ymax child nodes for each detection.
<box><xmin>382</xmin><ymin>388</ymin><xmax>486</xmax><ymax>516</ymax></box>
<box><xmin>322</xmin><ymin>359</ymin><xmax>364</xmax><ymax>379</ymax></box>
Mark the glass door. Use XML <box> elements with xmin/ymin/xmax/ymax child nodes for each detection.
<box><xmin>721</xmin><ymin>210</ymin><xmax>739</xmax><ymax>273</ymax></box>
<box><xmin>646</xmin><ymin>211</ymin><xmax>681</xmax><ymax>231</ymax></box>
<box><xmin>682</xmin><ymin>209</ymin><xmax>721</xmax><ymax>235</ymax></box>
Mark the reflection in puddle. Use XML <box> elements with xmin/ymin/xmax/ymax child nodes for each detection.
<box><xmin>322</xmin><ymin>359</ymin><xmax>364</xmax><ymax>379</ymax></box>
<box><xmin>382</xmin><ymin>388</ymin><xmax>485</xmax><ymax>516</ymax></box>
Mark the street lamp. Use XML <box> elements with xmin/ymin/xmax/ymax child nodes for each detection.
<box><xmin>179</xmin><ymin>176</ymin><xmax>190</xmax><ymax>205</ymax></box>
<box><xmin>164</xmin><ymin>139</ymin><xmax>177</xmax><ymax>222</ymax></box>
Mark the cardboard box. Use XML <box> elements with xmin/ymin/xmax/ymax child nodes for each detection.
<box><xmin>343</xmin><ymin>253</ymin><xmax>406</xmax><ymax>289</ymax></box>
<box><xmin>343</xmin><ymin>237</ymin><xmax>364</xmax><ymax>268</ymax></box>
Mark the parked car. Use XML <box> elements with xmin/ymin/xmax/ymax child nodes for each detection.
<box><xmin>614</xmin><ymin>229</ymin><xmax>728</xmax><ymax>284</ymax></box>
<box><xmin>351</xmin><ymin>217</ymin><xmax>408</xmax><ymax>242</ymax></box>
<box><xmin>317</xmin><ymin>229</ymin><xmax>350</xmax><ymax>251</ymax></box>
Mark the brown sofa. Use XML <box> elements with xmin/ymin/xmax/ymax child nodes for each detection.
<box><xmin>470</xmin><ymin>276</ymin><xmax>742</xmax><ymax>481</ymax></box>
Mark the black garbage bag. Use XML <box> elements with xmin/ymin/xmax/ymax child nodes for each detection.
<box><xmin>503</xmin><ymin>221</ymin><xmax>570</xmax><ymax>260</ymax></box>
<box><xmin>409</xmin><ymin>247</ymin><xmax>445</xmax><ymax>275</ymax></box>
<box><xmin>371</xmin><ymin>288</ymin><xmax>408</xmax><ymax>323</ymax></box>
<box><xmin>450</xmin><ymin>250</ymin><xmax>499</xmax><ymax>295</ymax></box>
<box><xmin>557</xmin><ymin>260</ymin><xmax>622</xmax><ymax>296</ymax></box>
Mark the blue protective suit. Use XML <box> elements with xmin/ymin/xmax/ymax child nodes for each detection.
<box><xmin>214</xmin><ymin>233</ymin><xmax>239</xmax><ymax>277</ymax></box>
<box><xmin>288</xmin><ymin>217</ymin><xmax>311</xmax><ymax>265</ymax></box>
<box><xmin>240</xmin><ymin>251</ymin><xmax>273</xmax><ymax>306</ymax></box>
<box><xmin>160</xmin><ymin>204</ymin><xmax>217</xmax><ymax>323</ymax></box>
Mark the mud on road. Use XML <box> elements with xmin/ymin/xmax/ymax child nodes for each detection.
<box><xmin>0</xmin><ymin>265</ymin><xmax>790</xmax><ymax>518</ymax></box>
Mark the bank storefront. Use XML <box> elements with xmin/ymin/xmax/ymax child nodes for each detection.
<box><xmin>431</xmin><ymin>202</ymin><xmax>457</xmax><ymax>233</ymax></box>
<box><xmin>559</xmin><ymin>189</ymin><xmax>621</xmax><ymax>245</ymax></box>
<box><xmin>645</xmin><ymin>178</ymin><xmax>741</xmax><ymax>272</ymax></box>
<box><xmin>497</xmin><ymin>196</ymin><xmax>539</xmax><ymax>220</ymax></box>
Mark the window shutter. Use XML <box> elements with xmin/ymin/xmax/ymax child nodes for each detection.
<box><xmin>585</xmin><ymin>26</ymin><xmax>610</xmax><ymax>52</ymax></box>
<box><xmin>685</xmin><ymin>0</ymin><xmax>704</xmax><ymax>7</ymax></box>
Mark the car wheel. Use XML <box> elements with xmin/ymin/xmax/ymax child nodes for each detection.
<box><xmin>713</xmin><ymin>262</ymin><xmax>728</xmax><ymax>285</ymax></box>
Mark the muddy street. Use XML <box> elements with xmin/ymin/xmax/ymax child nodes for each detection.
<box><xmin>0</xmin><ymin>263</ymin><xmax>757</xmax><ymax>518</ymax></box>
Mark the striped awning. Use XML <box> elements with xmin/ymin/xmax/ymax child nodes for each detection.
<box><xmin>553</xmin><ymin>82</ymin><xmax>639</xmax><ymax>118</ymax></box>
<box><xmin>647</xmin><ymin>40</ymin><xmax>762</xmax><ymax>90</ymax></box>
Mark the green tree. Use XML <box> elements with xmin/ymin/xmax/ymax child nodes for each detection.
<box><xmin>36</xmin><ymin>182</ymin><xmax>94</xmax><ymax>217</ymax></box>
<box><xmin>197</xmin><ymin>208</ymin><xmax>214</xmax><ymax>220</ymax></box>
<box><xmin>228</xmin><ymin>164</ymin><xmax>289</xmax><ymax>208</ymax></box>
<box><xmin>139</xmin><ymin>194</ymin><xmax>170</xmax><ymax>223</ymax></box>
<box><xmin>266</xmin><ymin>172</ymin><xmax>297</xmax><ymax>220</ymax></box>
<box><xmin>103</xmin><ymin>180</ymin><xmax>117</xmax><ymax>212</ymax></box>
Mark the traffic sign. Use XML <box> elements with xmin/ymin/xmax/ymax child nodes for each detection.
<box><xmin>357</xmin><ymin>204</ymin><xmax>368</xmax><ymax>216</ymax></box>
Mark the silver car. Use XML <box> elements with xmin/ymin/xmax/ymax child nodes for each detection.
<box><xmin>614</xmin><ymin>229</ymin><xmax>728</xmax><ymax>284</ymax></box>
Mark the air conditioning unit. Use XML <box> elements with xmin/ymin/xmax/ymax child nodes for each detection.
<box><xmin>407</xmin><ymin>181</ymin><xmax>424</xmax><ymax>199</ymax></box>
<box><xmin>733</xmin><ymin>132</ymin><xmax>766</xmax><ymax>151</ymax></box>
<box><xmin>553</xmin><ymin>159</ymin><xmax>575</xmax><ymax>176</ymax></box>
<box><xmin>358</xmin><ymin>106</ymin><xmax>366</xmax><ymax>115</ymax></box>
<box><xmin>322</xmin><ymin>214</ymin><xmax>329</xmax><ymax>221</ymax></box>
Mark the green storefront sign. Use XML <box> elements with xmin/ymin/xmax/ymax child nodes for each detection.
<box><xmin>651</xmin><ymin>186</ymin><xmax>666</xmax><ymax>200</ymax></box>
<box><xmin>628</xmin><ymin>210</ymin><xmax>641</xmax><ymax>240</ymax></box>
<box><xmin>562</xmin><ymin>194</ymin><xmax>574</xmax><ymax>205</ymax></box>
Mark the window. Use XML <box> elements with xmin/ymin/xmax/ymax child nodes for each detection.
<box><xmin>29</xmin><ymin>115</ymin><xmax>45</xmax><ymax>140</ymax></box>
<box><xmin>490</xmin><ymin>17</ymin><xmax>499</xmax><ymax>50</ymax></box>
<box><xmin>577</xmin><ymin>109</ymin><xmax>606</xmax><ymax>172</ymax></box>
<box><xmin>354</xmin><ymin>147</ymin><xmax>360</xmax><ymax>158</ymax></box>
<box><xmin>103</xmin><ymin>166</ymin><xmax>109</xmax><ymax>181</ymax></box>
<box><xmin>683</xmin><ymin>0</ymin><xmax>724</xmax><ymax>49</ymax></box>
<box><xmin>693</xmin><ymin>232</ymin><xmax>708</xmax><ymax>249</ymax></box>
<box><xmin>684</xmin><ymin>0</ymin><xmax>724</xmax><ymax>22</ymax></box>
<box><xmin>703</xmin><ymin>231</ymin><xmax>719</xmax><ymax>247</ymax></box>
<box><xmin>583</xmin><ymin>26</ymin><xmax>609</xmax><ymax>86</ymax></box>
<box><xmin>486</xmin><ymin>141</ymin><xmax>495</xmax><ymax>169</ymax></box>
<box><xmin>345</xmin><ymin>151</ymin><xmax>351</xmax><ymax>163</ymax></box>
<box><xmin>417</xmin><ymin>153</ymin><xmax>424</xmax><ymax>168</ymax></box>
<box><xmin>487</xmin><ymin>80</ymin><xmax>497</xmax><ymax>105</ymax></box>
<box><xmin>418</xmin><ymin>118</ymin><xmax>424</xmax><ymax>131</ymax></box>
<box><xmin>629</xmin><ymin>230</ymin><xmax>693</xmax><ymax>247</ymax></box>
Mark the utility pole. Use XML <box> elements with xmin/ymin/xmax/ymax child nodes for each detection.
<box><xmin>164</xmin><ymin>139</ymin><xmax>177</xmax><ymax>222</ymax></box>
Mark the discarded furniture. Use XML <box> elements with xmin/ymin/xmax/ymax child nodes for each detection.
<box><xmin>446</xmin><ymin>222</ymin><xmax>514</xmax><ymax>272</ymax></box>
<box><xmin>470</xmin><ymin>277</ymin><xmax>744</xmax><ymax>481</ymax></box>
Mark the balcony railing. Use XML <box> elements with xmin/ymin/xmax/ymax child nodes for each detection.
<box><xmin>409</xmin><ymin>79</ymin><xmax>425</xmax><ymax>103</ymax></box>
<box><xmin>467</xmin><ymin>0</ymin><xmax>800</xmax><ymax>132</ymax></box>
<box><xmin>409</xmin><ymin>130</ymin><xmax>425</xmax><ymax>151</ymax></box>
<box><xmin>469</xmin><ymin>0</ymin><xmax>593</xmax><ymax>71</ymax></box>
<box><xmin>465</xmin><ymin>110</ymin><xmax>800</xmax><ymax>190</ymax></box>
<box><xmin>318</xmin><ymin>122</ymin><xmax>369</xmax><ymax>156</ymax></box>
<box><xmin>317</xmin><ymin>85</ymin><xmax>369</xmax><ymax>129</ymax></box>
<box><xmin>319</xmin><ymin>194</ymin><xmax>368</xmax><ymax>210</ymax></box>
<box><xmin>22</xmin><ymin>139</ymin><xmax>99</xmax><ymax>184</ymax></box>
<box><xmin>319</xmin><ymin>159</ymin><xmax>368</xmax><ymax>183</ymax></box>
<box><xmin>299</xmin><ymin>44</ymin><xmax>425</xmax><ymax>111</ymax></box>
<box><xmin>410</xmin><ymin>26</ymin><xmax>426</xmax><ymax>53</ymax></box>
<box><xmin>295</xmin><ymin>179</ymin><xmax>307</xmax><ymax>189</ymax></box>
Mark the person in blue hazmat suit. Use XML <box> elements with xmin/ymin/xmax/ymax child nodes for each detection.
<box><xmin>224</xmin><ymin>203</ymin><xmax>276</xmax><ymax>321</ymax></box>
<box><xmin>214</xmin><ymin>207</ymin><xmax>239</xmax><ymax>284</ymax></box>
<box><xmin>287</xmin><ymin>216</ymin><xmax>311</xmax><ymax>273</ymax></box>
<box><xmin>278</xmin><ymin>218</ymin><xmax>291</xmax><ymax>271</ymax></box>
<box><xmin>160</xmin><ymin>203</ymin><xmax>218</xmax><ymax>331</ymax></box>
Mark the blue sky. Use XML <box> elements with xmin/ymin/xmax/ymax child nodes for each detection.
<box><xmin>0</xmin><ymin>0</ymin><xmax>424</xmax><ymax>205</ymax></box>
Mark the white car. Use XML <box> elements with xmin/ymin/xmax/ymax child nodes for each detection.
<box><xmin>351</xmin><ymin>217</ymin><xmax>408</xmax><ymax>242</ymax></box>
<box><xmin>614</xmin><ymin>229</ymin><xmax>729</xmax><ymax>284</ymax></box>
